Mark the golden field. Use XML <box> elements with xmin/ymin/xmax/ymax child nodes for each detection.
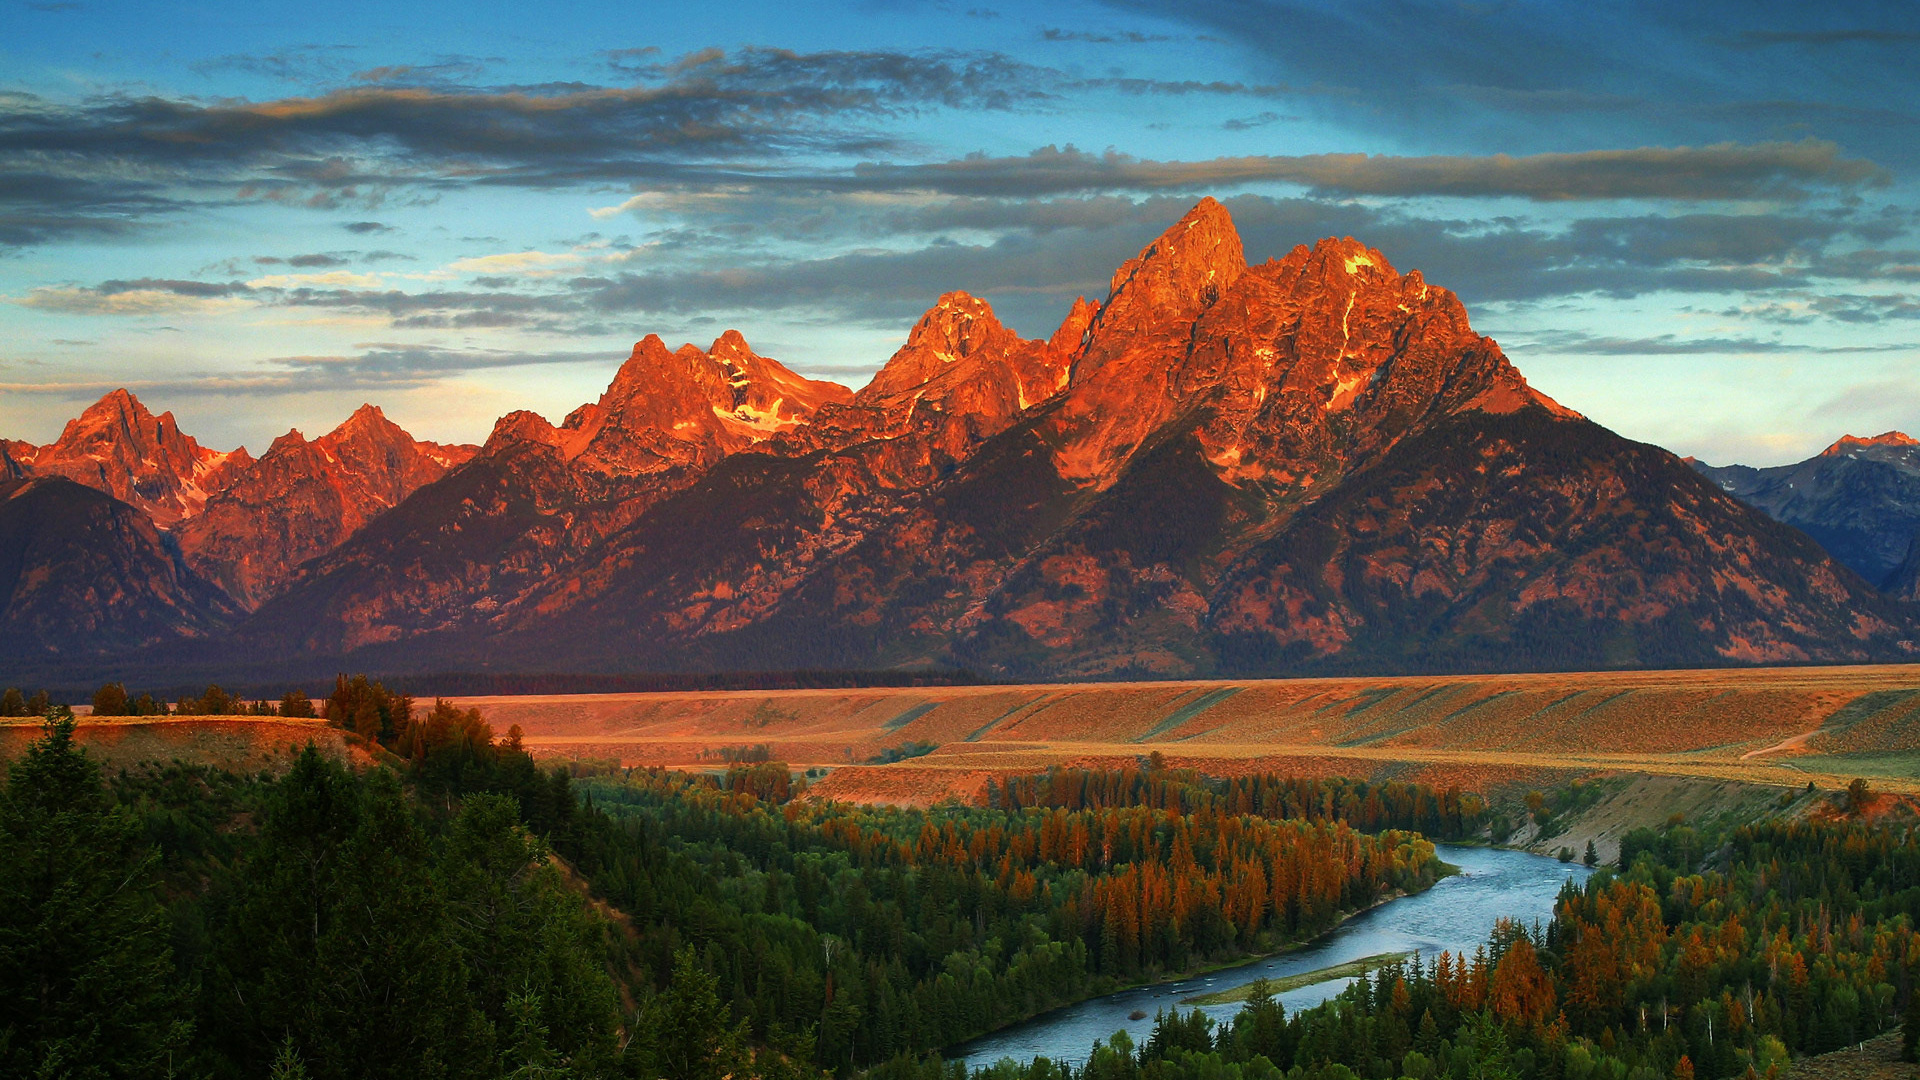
<box><xmin>13</xmin><ymin>665</ymin><xmax>1920</xmax><ymax>806</ymax></box>
<box><xmin>446</xmin><ymin>663</ymin><xmax>1920</xmax><ymax>804</ymax></box>
<box><xmin>0</xmin><ymin>715</ymin><xmax>361</xmax><ymax>772</ymax></box>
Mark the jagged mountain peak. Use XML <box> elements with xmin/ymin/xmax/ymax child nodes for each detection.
<box><xmin>529</xmin><ymin>332</ymin><xmax>853</xmax><ymax>478</ymax></box>
<box><xmin>26</xmin><ymin>388</ymin><xmax>252</xmax><ymax>528</ymax></box>
<box><xmin>858</xmin><ymin>291</ymin><xmax>1025</xmax><ymax>404</ymax></box>
<box><xmin>328</xmin><ymin>402</ymin><xmax>394</xmax><ymax>436</ymax></box>
<box><xmin>1075</xmin><ymin>198</ymin><xmax>1247</xmax><ymax>379</ymax></box>
<box><xmin>485</xmin><ymin>409</ymin><xmax>564</xmax><ymax>454</ymax></box>
<box><xmin>175</xmin><ymin>403</ymin><xmax>478</xmax><ymax>609</ymax></box>
<box><xmin>1049</xmin><ymin>296</ymin><xmax>1100</xmax><ymax>355</ymax></box>
<box><xmin>1823</xmin><ymin>431</ymin><xmax>1919</xmax><ymax>457</ymax></box>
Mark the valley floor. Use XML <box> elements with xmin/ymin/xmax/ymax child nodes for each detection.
<box><xmin>439</xmin><ymin>663</ymin><xmax>1920</xmax><ymax>804</ymax></box>
<box><xmin>20</xmin><ymin>663</ymin><xmax>1920</xmax><ymax>822</ymax></box>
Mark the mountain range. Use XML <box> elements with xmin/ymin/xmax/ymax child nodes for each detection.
<box><xmin>4</xmin><ymin>198</ymin><xmax>1916</xmax><ymax>681</ymax></box>
<box><xmin>1692</xmin><ymin>434</ymin><xmax>1920</xmax><ymax>603</ymax></box>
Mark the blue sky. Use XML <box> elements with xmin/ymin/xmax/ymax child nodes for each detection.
<box><xmin>2</xmin><ymin>0</ymin><xmax>1917</xmax><ymax>464</ymax></box>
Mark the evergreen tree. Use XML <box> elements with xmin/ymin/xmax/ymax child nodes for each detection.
<box><xmin>205</xmin><ymin>749</ymin><xmax>484</xmax><ymax>1080</ymax></box>
<box><xmin>90</xmin><ymin>682</ymin><xmax>129</xmax><ymax>717</ymax></box>
<box><xmin>0</xmin><ymin>713</ymin><xmax>189</xmax><ymax>1078</ymax></box>
<box><xmin>647</xmin><ymin>948</ymin><xmax>750</xmax><ymax>1080</ymax></box>
<box><xmin>0</xmin><ymin>687</ymin><xmax>23</xmax><ymax>716</ymax></box>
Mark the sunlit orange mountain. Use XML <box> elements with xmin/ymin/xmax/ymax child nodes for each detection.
<box><xmin>4</xmin><ymin>199</ymin><xmax>1915</xmax><ymax>675</ymax></box>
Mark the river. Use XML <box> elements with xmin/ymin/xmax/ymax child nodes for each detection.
<box><xmin>952</xmin><ymin>844</ymin><xmax>1593</xmax><ymax>1067</ymax></box>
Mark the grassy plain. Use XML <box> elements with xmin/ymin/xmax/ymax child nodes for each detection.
<box><xmin>16</xmin><ymin>665</ymin><xmax>1920</xmax><ymax>813</ymax></box>
<box><xmin>0</xmin><ymin>715</ymin><xmax>360</xmax><ymax>771</ymax></box>
<box><xmin>440</xmin><ymin>664</ymin><xmax>1920</xmax><ymax>804</ymax></box>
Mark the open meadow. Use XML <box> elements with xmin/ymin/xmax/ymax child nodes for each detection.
<box><xmin>432</xmin><ymin>663</ymin><xmax>1920</xmax><ymax>803</ymax></box>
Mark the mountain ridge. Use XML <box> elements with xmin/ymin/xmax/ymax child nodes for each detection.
<box><xmin>5</xmin><ymin>198</ymin><xmax>1915</xmax><ymax>677</ymax></box>
<box><xmin>1693</xmin><ymin>433</ymin><xmax>1920</xmax><ymax>589</ymax></box>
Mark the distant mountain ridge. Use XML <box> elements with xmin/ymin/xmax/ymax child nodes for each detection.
<box><xmin>5</xmin><ymin>198</ymin><xmax>1915</xmax><ymax>675</ymax></box>
<box><xmin>1691</xmin><ymin>432</ymin><xmax>1920</xmax><ymax>590</ymax></box>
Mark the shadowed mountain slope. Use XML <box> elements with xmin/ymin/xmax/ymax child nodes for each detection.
<box><xmin>1693</xmin><ymin>433</ymin><xmax>1920</xmax><ymax>589</ymax></box>
<box><xmin>0</xmin><ymin>478</ymin><xmax>237</xmax><ymax>656</ymax></box>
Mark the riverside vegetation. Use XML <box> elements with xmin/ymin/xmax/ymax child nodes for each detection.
<box><xmin>0</xmin><ymin>696</ymin><xmax>1449</xmax><ymax>1079</ymax></box>
<box><xmin>6</xmin><ymin>693</ymin><xmax>1920</xmax><ymax>1080</ymax></box>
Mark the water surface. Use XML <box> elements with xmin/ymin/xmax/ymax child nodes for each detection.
<box><xmin>952</xmin><ymin>844</ymin><xmax>1591</xmax><ymax>1067</ymax></box>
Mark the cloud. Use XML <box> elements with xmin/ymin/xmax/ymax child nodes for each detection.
<box><xmin>445</xmin><ymin>250</ymin><xmax>587</xmax><ymax>275</ymax></box>
<box><xmin>17</xmin><ymin>191</ymin><xmax>1915</xmax><ymax>339</ymax></box>
<box><xmin>252</xmin><ymin>252</ymin><xmax>352</xmax><ymax>268</ymax></box>
<box><xmin>245</xmin><ymin>270</ymin><xmax>385</xmax><ymax>289</ymax></box>
<box><xmin>14</xmin><ymin>278</ymin><xmax>251</xmax><ymax>315</ymax></box>
<box><xmin>1222</xmin><ymin>112</ymin><xmax>1287</xmax><ymax>130</ymax></box>
<box><xmin>0</xmin><ymin>47</ymin><xmax>1061</xmax><ymax>247</ymax></box>
<box><xmin>1515</xmin><ymin>330</ymin><xmax>1914</xmax><ymax>356</ymax></box>
<box><xmin>1729</xmin><ymin>30</ymin><xmax>1920</xmax><ymax>48</ymax></box>
<box><xmin>0</xmin><ymin>167</ymin><xmax>187</xmax><ymax>245</ymax></box>
<box><xmin>825</xmin><ymin>141</ymin><xmax>1888</xmax><ymax>202</ymax></box>
<box><xmin>1094</xmin><ymin>0</ymin><xmax>1920</xmax><ymax>170</ymax></box>
<box><xmin>189</xmin><ymin>45</ymin><xmax>361</xmax><ymax>84</ymax></box>
<box><xmin>0</xmin><ymin>343</ymin><xmax>611</xmax><ymax>398</ymax></box>
<box><xmin>342</xmin><ymin>220</ymin><xmax>393</xmax><ymax>234</ymax></box>
<box><xmin>1040</xmin><ymin>28</ymin><xmax>1178</xmax><ymax>44</ymax></box>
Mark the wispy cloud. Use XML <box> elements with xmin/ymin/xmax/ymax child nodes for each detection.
<box><xmin>819</xmin><ymin>141</ymin><xmax>1889</xmax><ymax>202</ymax></box>
<box><xmin>0</xmin><ymin>343</ymin><xmax>609</xmax><ymax>397</ymax></box>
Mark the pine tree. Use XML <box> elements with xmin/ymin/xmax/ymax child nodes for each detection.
<box><xmin>0</xmin><ymin>713</ymin><xmax>190</xmax><ymax>1077</ymax></box>
<box><xmin>90</xmin><ymin>681</ymin><xmax>129</xmax><ymax>717</ymax></box>
<box><xmin>647</xmin><ymin>947</ymin><xmax>749</xmax><ymax>1080</ymax></box>
<box><xmin>204</xmin><ymin>750</ymin><xmax>483</xmax><ymax>1080</ymax></box>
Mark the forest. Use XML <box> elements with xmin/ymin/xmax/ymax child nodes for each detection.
<box><xmin>877</xmin><ymin>808</ymin><xmax>1920</xmax><ymax>1080</ymax></box>
<box><xmin>6</xmin><ymin>691</ymin><xmax>1919</xmax><ymax>1080</ymax></box>
<box><xmin>0</xmin><ymin>699</ymin><xmax>1445</xmax><ymax>1080</ymax></box>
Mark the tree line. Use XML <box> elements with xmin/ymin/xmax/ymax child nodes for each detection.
<box><xmin>986</xmin><ymin>765</ymin><xmax>1486</xmax><ymax>840</ymax></box>
<box><xmin>874</xmin><ymin>810</ymin><xmax>1920</xmax><ymax>1080</ymax></box>
<box><xmin>567</xmin><ymin>766</ymin><xmax>1446</xmax><ymax>1072</ymax></box>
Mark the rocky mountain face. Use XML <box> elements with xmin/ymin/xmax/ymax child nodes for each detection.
<box><xmin>1693</xmin><ymin>432</ymin><xmax>1920</xmax><ymax>588</ymax></box>
<box><xmin>1888</xmin><ymin>536</ymin><xmax>1920</xmax><ymax>603</ymax></box>
<box><xmin>24</xmin><ymin>389</ymin><xmax>254</xmax><ymax>528</ymax></box>
<box><xmin>8</xmin><ymin>198</ymin><xmax>1916</xmax><ymax>676</ymax></box>
<box><xmin>0</xmin><ymin>478</ymin><xmax>237</xmax><ymax>656</ymax></box>
<box><xmin>239</xmin><ymin>333</ymin><xmax>850</xmax><ymax>654</ymax></box>
<box><xmin>466</xmin><ymin>199</ymin><xmax>1904</xmax><ymax>677</ymax></box>
<box><xmin>173</xmin><ymin>405</ymin><xmax>477</xmax><ymax>609</ymax></box>
<box><xmin>0</xmin><ymin>392</ymin><xmax>477</xmax><ymax>649</ymax></box>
